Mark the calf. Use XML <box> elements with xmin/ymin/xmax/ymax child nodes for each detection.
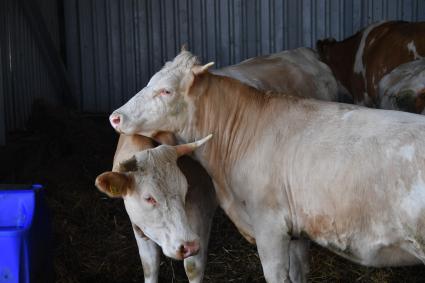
<box><xmin>111</xmin><ymin>59</ymin><xmax>425</xmax><ymax>282</ymax></box>
<box><xmin>95</xmin><ymin>134</ymin><xmax>217</xmax><ymax>283</ymax></box>
<box><xmin>379</xmin><ymin>59</ymin><xmax>425</xmax><ymax>113</ymax></box>
<box><xmin>317</xmin><ymin>20</ymin><xmax>425</xmax><ymax>107</ymax></box>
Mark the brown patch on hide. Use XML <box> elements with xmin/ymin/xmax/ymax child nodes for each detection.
<box><xmin>118</xmin><ymin>156</ymin><xmax>138</xmax><ymax>172</ymax></box>
<box><xmin>113</xmin><ymin>134</ymin><xmax>155</xmax><ymax>171</ymax></box>
<box><xmin>130</xmin><ymin>135</ymin><xmax>156</xmax><ymax>148</ymax></box>
<box><xmin>263</xmin><ymin>187</ymin><xmax>280</xmax><ymax>211</ymax></box>
<box><xmin>304</xmin><ymin>214</ymin><xmax>335</xmax><ymax>239</ymax></box>
<box><xmin>317</xmin><ymin>21</ymin><xmax>425</xmax><ymax>106</ymax></box>
<box><xmin>153</xmin><ymin>131</ymin><xmax>177</xmax><ymax>145</ymax></box>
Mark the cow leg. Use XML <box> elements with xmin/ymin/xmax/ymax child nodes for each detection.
<box><xmin>403</xmin><ymin>237</ymin><xmax>425</xmax><ymax>264</ymax></box>
<box><xmin>289</xmin><ymin>239</ymin><xmax>310</xmax><ymax>283</ymax></box>
<box><xmin>183</xmin><ymin>246</ymin><xmax>207</xmax><ymax>283</ymax></box>
<box><xmin>184</xmin><ymin>209</ymin><xmax>215</xmax><ymax>283</ymax></box>
<box><xmin>133</xmin><ymin>229</ymin><xmax>161</xmax><ymax>283</ymax></box>
<box><xmin>253</xmin><ymin>220</ymin><xmax>292</xmax><ymax>283</ymax></box>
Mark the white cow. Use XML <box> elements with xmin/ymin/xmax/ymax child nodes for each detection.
<box><xmin>95</xmin><ymin>134</ymin><xmax>217</xmax><ymax>283</ymax></box>
<box><xmin>212</xmin><ymin>47</ymin><xmax>338</xmax><ymax>101</ymax></box>
<box><xmin>108</xmin><ymin>48</ymin><xmax>339</xmax><ymax>282</ymax></box>
<box><xmin>109</xmin><ymin>54</ymin><xmax>425</xmax><ymax>282</ymax></box>
<box><xmin>108</xmin><ymin>48</ymin><xmax>339</xmax><ymax>136</ymax></box>
<box><xmin>379</xmin><ymin>59</ymin><xmax>425</xmax><ymax>114</ymax></box>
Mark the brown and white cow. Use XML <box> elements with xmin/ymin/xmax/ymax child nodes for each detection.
<box><xmin>379</xmin><ymin>59</ymin><xmax>425</xmax><ymax>113</ymax></box>
<box><xmin>317</xmin><ymin>20</ymin><xmax>425</xmax><ymax>107</ymax></box>
<box><xmin>95</xmin><ymin>134</ymin><xmax>217</xmax><ymax>283</ymax></box>
<box><xmin>110</xmin><ymin>58</ymin><xmax>425</xmax><ymax>282</ymax></box>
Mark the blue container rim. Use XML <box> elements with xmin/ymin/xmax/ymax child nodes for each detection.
<box><xmin>0</xmin><ymin>184</ymin><xmax>44</xmax><ymax>191</ymax></box>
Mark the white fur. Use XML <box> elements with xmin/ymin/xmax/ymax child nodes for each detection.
<box><xmin>402</xmin><ymin>171</ymin><xmax>425</xmax><ymax>219</ymax></box>
<box><xmin>407</xmin><ymin>41</ymin><xmax>423</xmax><ymax>60</ymax></box>
<box><xmin>353</xmin><ymin>21</ymin><xmax>386</xmax><ymax>85</ymax></box>
<box><xmin>379</xmin><ymin>59</ymin><xmax>425</xmax><ymax>110</ymax></box>
<box><xmin>398</xmin><ymin>144</ymin><xmax>415</xmax><ymax>162</ymax></box>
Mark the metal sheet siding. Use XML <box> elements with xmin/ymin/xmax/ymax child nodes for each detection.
<box><xmin>65</xmin><ymin>0</ymin><xmax>425</xmax><ymax>113</ymax></box>
<box><xmin>1</xmin><ymin>0</ymin><xmax>62</xmax><ymax>143</ymax></box>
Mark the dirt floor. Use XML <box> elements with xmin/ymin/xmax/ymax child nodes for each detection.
<box><xmin>1</xmin><ymin>101</ymin><xmax>425</xmax><ymax>283</ymax></box>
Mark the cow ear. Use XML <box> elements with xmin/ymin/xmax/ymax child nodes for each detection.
<box><xmin>95</xmin><ymin>171</ymin><xmax>133</xmax><ymax>198</ymax></box>
<box><xmin>180</xmin><ymin>62</ymin><xmax>215</xmax><ymax>95</ymax></box>
<box><xmin>175</xmin><ymin>134</ymin><xmax>213</xmax><ymax>157</ymax></box>
<box><xmin>192</xmin><ymin>62</ymin><xmax>214</xmax><ymax>75</ymax></box>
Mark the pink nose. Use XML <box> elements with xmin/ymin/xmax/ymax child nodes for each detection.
<box><xmin>180</xmin><ymin>240</ymin><xmax>200</xmax><ymax>258</ymax></box>
<box><xmin>109</xmin><ymin>113</ymin><xmax>122</xmax><ymax>128</ymax></box>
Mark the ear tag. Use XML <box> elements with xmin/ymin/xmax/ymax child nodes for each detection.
<box><xmin>109</xmin><ymin>185</ymin><xmax>120</xmax><ymax>196</ymax></box>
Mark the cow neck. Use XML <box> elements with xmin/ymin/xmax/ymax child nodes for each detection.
<box><xmin>176</xmin><ymin>73</ymin><xmax>303</xmax><ymax>240</ymax></box>
<box><xmin>322</xmin><ymin>33</ymin><xmax>361</xmax><ymax>101</ymax></box>
<box><xmin>180</xmin><ymin>73</ymin><xmax>273</xmax><ymax>178</ymax></box>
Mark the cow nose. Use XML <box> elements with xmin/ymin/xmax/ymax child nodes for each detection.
<box><xmin>180</xmin><ymin>240</ymin><xmax>200</xmax><ymax>258</ymax></box>
<box><xmin>109</xmin><ymin>113</ymin><xmax>122</xmax><ymax>129</ymax></box>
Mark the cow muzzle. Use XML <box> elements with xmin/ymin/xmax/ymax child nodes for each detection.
<box><xmin>178</xmin><ymin>240</ymin><xmax>200</xmax><ymax>259</ymax></box>
<box><xmin>109</xmin><ymin>112</ymin><xmax>123</xmax><ymax>131</ymax></box>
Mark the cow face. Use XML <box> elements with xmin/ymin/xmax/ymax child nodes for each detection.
<box><xmin>109</xmin><ymin>50</ymin><xmax>211</xmax><ymax>137</ymax></box>
<box><xmin>95</xmin><ymin>136</ymin><xmax>212</xmax><ymax>260</ymax></box>
<box><xmin>316</xmin><ymin>38</ymin><xmax>336</xmax><ymax>62</ymax></box>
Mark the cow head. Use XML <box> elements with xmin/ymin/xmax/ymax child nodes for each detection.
<box><xmin>109</xmin><ymin>48</ymin><xmax>214</xmax><ymax>137</ymax></box>
<box><xmin>316</xmin><ymin>37</ymin><xmax>336</xmax><ymax>62</ymax></box>
<box><xmin>95</xmin><ymin>135</ymin><xmax>212</xmax><ymax>260</ymax></box>
<box><xmin>379</xmin><ymin>59</ymin><xmax>425</xmax><ymax>113</ymax></box>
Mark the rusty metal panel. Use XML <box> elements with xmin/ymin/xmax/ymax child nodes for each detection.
<box><xmin>64</xmin><ymin>0</ymin><xmax>425</xmax><ymax>113</ymax></box>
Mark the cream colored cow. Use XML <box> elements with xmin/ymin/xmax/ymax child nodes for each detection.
<box><xmin>110</xmin><ymin>55</ymin><xmax>425</xmax><ymax>282</ymax></box>
<box><xmin>95</xmin><ymin>134</ymin><xmax>216</xmax><ymax>283</ymax></box>
<box><xmin>108</xmin><ymin>48</ymin><xmax>339</xmax><ymax>282</ymax></box>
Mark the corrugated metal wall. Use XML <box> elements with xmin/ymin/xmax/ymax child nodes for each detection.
<box><xmin>0</xmin><ymin>0</ymin><xmax>64</xmax><ymax>144</ymax></box>
<box><xmin>65</xmin><ymin>0</ymin><xmax>425</xmax><ymax>113</ymax></box>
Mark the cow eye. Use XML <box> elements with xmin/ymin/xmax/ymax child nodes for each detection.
<box><xmin>160</xmin><ymin>89</ymin><xmax>172</xmax><ymax>95</ymax></box>
<box><xmin>144</xmin><ymin>195</ymin><xmax>157</xmax><ymax>205</ymax></box>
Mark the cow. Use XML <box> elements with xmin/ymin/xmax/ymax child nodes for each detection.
<box><xmin>317</xmin><ymin>20</ymin><xmax>425</xmax><ymax>107</ymax></box>
<box><xmin>110</xmin><ymin>57</ymin><xmax>425</xmax><ymax>282</ymax></box>
<box><xmin>108</xmin><ymin>47</ymin><xmax>339</xmax><ymax>282</ymax></box>
<box><xmin>95</xmin><ymin>134</ymin><xmax>217</xmax><ymax>283</ymax></box>
<box><xmin>379</xmin><ymin>59</ymin><xmax>425</xmax><ymax>114</ymax></box>
<box><xmin>212</xmin><ymin>47</ymin><xmax>338</xmax><ymax>101</ymax></box>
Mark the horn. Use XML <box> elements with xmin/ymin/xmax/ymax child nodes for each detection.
<box><xmin>175</xmin><ymin>134</ymin><xmax>213</xmax><ymax>157</ymax></box>
<box><xmin>192</xmin><ymin>62</ymin><xmax>215</xmax><ymax>75</ymax></box>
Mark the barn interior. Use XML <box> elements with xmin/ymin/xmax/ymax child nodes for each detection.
<box><xmin>1</xmin><ymin>0</ymin><xmax>425</xmax><ymax>282</ymax></box>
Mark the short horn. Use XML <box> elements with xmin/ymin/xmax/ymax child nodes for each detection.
<box><xmin>192</xmin><ymin>62</ymin><xmax>215</xmax><ymax>75</ymax></box>
<box><xmin>175</xmin><ymin>134</ymin><xmax>213</xmax><ymax>157</ymax></box>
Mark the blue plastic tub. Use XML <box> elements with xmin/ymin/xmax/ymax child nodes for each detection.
<box><xmin>0</xmin><ymin>184</ymin><xmax>51</xmax><ymax>283</ymax></box>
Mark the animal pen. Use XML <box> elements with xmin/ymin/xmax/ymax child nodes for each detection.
<box><xmin>1</xmin><ymin>0</ymin><xmax>425</xmax><ymax>282</ymax></box>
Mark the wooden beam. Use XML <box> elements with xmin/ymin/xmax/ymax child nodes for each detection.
<box><xmin>17</xmin><ymin>0</ymin><xmax>77</xmax><ymax>109</ymax></box>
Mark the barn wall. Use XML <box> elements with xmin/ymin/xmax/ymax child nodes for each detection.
<box><xmin>0</xmin><ymin>0</ymin><xmax>69</xmax><ymax>145</ymax></box>
<box><xmin>65</xmin><ymin>0</ymin><xmax>425</xmax><ymax>113</ymax></box>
